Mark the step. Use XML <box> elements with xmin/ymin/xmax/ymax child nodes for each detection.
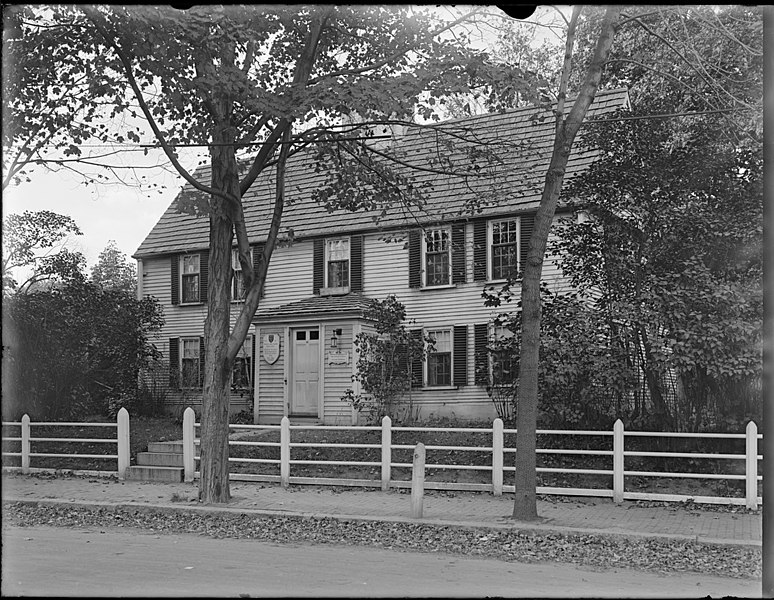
<box><xmin>125</xmin><ymin>465</ymin><xmax>183</xmax><ymax>482</ymax></box>
<box><xmin>136</xmin><ymin>451</ymin><xmax>184</xmax><ymax>468</ymax></box>
<box><xmin>148</xmin><ymin>440</ymin><xmax>184</xmax><ymax>453</ymax></box>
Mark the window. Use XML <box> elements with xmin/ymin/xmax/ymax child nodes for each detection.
<box><xmin>232</xmin><ymin>335</ymin><xmax>253</xmax><ymax>389</ymax></box>
<box><xmin>424</xmin><ymin>228</ymin><xmax>451</xmax><ymax>287</ymax></box>
<box><xmin>490</xmin><ymin>219</ymin><xmax>519</xmax><ymax>281</ymax></box>
<box><xmin>426</xmin><ymin>329</ymin><xmax>452</xmax><ymax>387</ymax></box>
<box><xmin>490</xmin><ymin>325</ymin><xmax>517</xmax><ymax>385</ymax></box>
<box><xmin>180</xmin><ymin>338</ymin><xmax>200</xmax><ymax>388</ymax></box>
<box><xmin>181</xmin><ymin>255</ymin><xmax>200</xmax><ymax>303</ymax></box>
<box><xmin>325</xmin><ymin>238</ymin><xmax>350</xmax><ymax>288</ymax></box>
<box><xmin>231</xmin><ymin>249</ymin><xmax>246</xmax><ymax>301</ymax></box>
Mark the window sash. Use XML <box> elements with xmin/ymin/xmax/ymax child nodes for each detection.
<box><xmin>489</xmin><ymin>219</ymin><xmax>519</xmax><ymax>281</ymax></box>
<box><xmin>427</xmin><ymin>329</ymin><xmax>452</xmax><ymax>386</ymax></box>
<box><xmin>424</xmin><ymin>229</ymin><xmax>450</xmax><ymax>286</ymax></box>
<box><xmin>325</xmin><ymin>238</ymin><xmax>350</xmax><ymax>288</ymax></box>
<box><xmin>180</xmin><ymin>338</ymin><xmax>200</xmax><ymax>388</ymax></box>
<box><xmin>181</xmin><ymin>255</ymin><xmax>200</xmax><ymax>303</ymax></box>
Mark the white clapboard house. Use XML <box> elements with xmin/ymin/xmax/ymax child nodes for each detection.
<box><xmin>133</xmin><ymin>88</ymin><xmax>630</xmax><ymax>424</ymax></box>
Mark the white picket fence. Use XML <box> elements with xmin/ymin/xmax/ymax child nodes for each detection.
<box><xmin>181</xmin><ymin>409</ymin><xmax>763</xmax><ymax>509</ymax></box>
<box><xmin>2</xmin><ymin>408</ymin><xmax>763</xmax><ymax>509</ymax></box>
<box><xmin>2</xmin><ymin>408</ymin><xmax>131</xmax><ymax>478</ymax></box>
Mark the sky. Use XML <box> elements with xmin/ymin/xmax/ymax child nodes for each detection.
<box><xmin>2</xmin><ymin>5</ymin><xmax>559</xmax><ymax>272</ymax></box>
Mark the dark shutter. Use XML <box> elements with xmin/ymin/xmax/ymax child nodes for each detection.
<box><xmin>313</xmin><ymin>239</ymin><xmax>324</xmax><ymax>294</ymax></box>
<box><xmin>199</xmin><ymin>336</ymin><xmax>205</xmax><ymax>388</ymax></box>
<box><xmin>251</xmin><ymin>334</ymin><xmax>256</xmax><ymax>388</ymax></box>
<box><xmin>199</xmin><ymin>250</ymin><xmax>209</xmax><ymax>303</ymax></box>
<box><xmin>474</xmin><ymin>323</ymin><xmax>489</xmax><ymax>385</ymax></box>
<box><xmin>453</xmin><ymin>325</ymin><xmax>468</xmax><ymax>387</ymax></box>
<box><xmin>408</xmin><ymin>229</ymin><xmax>421</xmax><ymax>289</ymax></box>
<box><xmin>350</xmin><ymin>235</ymin><xmax>363</xmax><ymax>292</ymax></box>
<box><xmin>473</xmin><ymin>220</ymin><xmax>487</xmax><ymax>281</ymax></box>
<box><xmin>520</xmin><ymin>214</ymin><xmax>535</xmax><ymax>275</ymax></box>
<box><xmin>410</xmin><ymin>328</ymin><xmax>424</xmax><ymax>388</ymax></box>
<box><xmin>252</xmin><ymin>244</ymin><xmax>265</xmax><ymax>298</ymax></box>
<box><xmin>451</xmin><ymin>224</ymin><xmax>466</xmax><ymax>284</ymax></box>
<box><xmin>169</xmin><ymin>337</ymin><xmax>179</xmax><ymax>388</ymax></box>
<box><xmin>171</xmin><ymin>256</ymin><xmax>179</xmax><ymax>305</ymax></box>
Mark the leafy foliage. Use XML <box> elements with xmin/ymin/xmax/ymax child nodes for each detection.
<box><xmin>2</xmin><ymin>280</ymin><xmax>164</xmax><ymax>420</ymax></box>
<box><xmin>343</xmin><ymin>296</ymin><xmax>431</xmax><ymax>424</ymax></box>
<box><xmin>90</xmin><ymin>240</ymin><xmax>137</xmax><ymax>294</ymax></box>
<box><xmin>2</xmin><ymin>210</ymin><xmax>85</xmax><ymax>293</ymax></box>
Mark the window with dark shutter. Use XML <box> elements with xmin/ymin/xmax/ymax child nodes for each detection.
<box><xmin>408</xmin><ymin>230</ymin><xmax>421</xmax><ymax>289</ymax></box>
<box><xmin>171</xmin><ymin>256</ymin><xmax>179</xmax><ymax>305</ymax></box>
<box><xmin>350</xmin><ymin>235</ymin><xmax>363</xmax><ymax>292</ymax></box>
<box><xmin>313</xmin><ymin>239</ymin><xmax>324</xmax><ymax>294</ymax></box>
<box><xmin>453</xmin><ymin>325</ymin><xmax>468</xmax><ymax>386</ymax></box>
<box><xmin>474</xmin><ymin>323</ymin><xmax>489</xmax><ymax>385</ymax></box>
<box><xmin>169</xmin><ymin>337</ymin><xmax>179</xmax><ymax>388</ymax></box>
<box><xmin>520</xmin><ymin>213</ymin><xmax>535</xmax><ymax>274</ymax></box>
<box><xmin>473</xmin><ymin>220</ymin><xmax>487</xmax><ymax>281</ymax></box>
<box><xmin>451</xmin><ymin>224</ymin><xmax>465</xmax><ymax>284</ymax></box>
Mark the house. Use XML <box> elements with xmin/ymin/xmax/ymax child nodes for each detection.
<box><xmin>133</xmin><ymin>88</ymin><xmax>630</xmax><ymax>424</ymax></box>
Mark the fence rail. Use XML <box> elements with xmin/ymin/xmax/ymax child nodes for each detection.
<box><xmin>180</xmin><ymin>409</ymin><xmax>763</xmax><ymax>509</ymax></box>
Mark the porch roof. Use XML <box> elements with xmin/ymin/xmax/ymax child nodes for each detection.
<box><xmin>253</xmin><ymin>292</ymin><xmax>374</xmax><ymax>323</ymax></box>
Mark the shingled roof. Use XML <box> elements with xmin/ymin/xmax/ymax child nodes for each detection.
<box><xmin>254</xmin><ymin>292</ymin><xmax>374</xmax><ymax>322</ymax></box>
<box><xmin>134</xmin><ymin>88</ymin><xmax>629</xmax><ymax>258</ymax></box>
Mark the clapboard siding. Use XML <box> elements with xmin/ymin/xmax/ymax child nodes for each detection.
<box><xmin>256</xmin><ymin>326</ymin><xmax>286</xmax><ymax>423</ymax></box>
<box><xmin>322</xmin><ymin>323</ymin><xmax>355</xmax><ymax>424</ymax></box>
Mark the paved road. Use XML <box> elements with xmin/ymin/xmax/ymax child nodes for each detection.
<box><xmin>1</xmin><ymin>525</ymin><xmax>760</xmax><ymax>598</ymax></box>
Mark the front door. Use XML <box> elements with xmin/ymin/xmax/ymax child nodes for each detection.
<box><xmin>290</xmin><ymin>328</ymin><xmax>320</xmax><ymax>415</ymax></box>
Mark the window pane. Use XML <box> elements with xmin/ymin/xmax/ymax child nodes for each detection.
<box><xmin>183</xmin><ymin>255</ymin><xmax>200</xmax><ymax>274</ymax></box>
<box><xmin>182</xmin><ymin>274</ymin><xmax>199</xmax><ymax>302</ymax></box>
<box><xmin>309</xmin><ymin>330</ymin><xmax>319</xmax><ymax>340</ymax></box>
<box><xmin>327</xmin><ymin>260</ymin><xmax>349</xmax><ymax>287</ymax></box>
<box><xmin>428</xmin><ymin>353</ymin><xmax>451</xmax><ymax>386</ymax></box>
<box><xmin>182</xmin><ymin>339</ymin><xmax>199</xmax><ymax>358</ymax></box>
<box><xmin>326</xmin><ymin>239</ymin><xmax>349</xmax><ymax>261</ymax></box>
<box><xmin>426</xmin><ymin>253</ymin><xmax>449</xmax><ymax>286</ymax></box>
<box><xmin>425</xmin><ymin>229</ymin><xmax>449</xmax><ymax>252</ymax></box>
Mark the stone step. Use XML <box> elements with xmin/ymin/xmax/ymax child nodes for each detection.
<box><xmin>125</xmin><ymin>465</ymin><xmax>183</xmax><ymax>483</ymax></box>
<box><xmin>147</xmin><ymin>440</ymin><xmax>184</xmax><ymax>454</ymax></box>
<box><xmin>136</xmin><ymin>451</ymin><xmax>184</xmax><ymax>468</ymax></box>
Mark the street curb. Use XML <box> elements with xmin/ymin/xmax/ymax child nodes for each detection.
<box><xmin>2</xmin><ymin>497</ymin><xmax>761</xmax><ymax>548</ymax></box>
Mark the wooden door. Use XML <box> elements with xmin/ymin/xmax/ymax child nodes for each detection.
<box><xmin>290</xmin><ymin>328</ymin><xmax>320</xmax><ymax>415</ymax></box>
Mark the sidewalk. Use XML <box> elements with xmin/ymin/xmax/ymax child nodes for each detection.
<box><xmin>1</xmin><ymin>472</ymin><xmax>761</xmax><ymax>547</ymax></box>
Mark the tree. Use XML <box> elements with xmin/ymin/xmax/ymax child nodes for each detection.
<box><xmin>11</xmin><ymin>6</ymin><xmax>535</xmax><ymax>503</ymax></box>
<box><xmin>343</xmin><ymin>295</ymin><xmax>432</xmax><ymax>424</ymax></box>
<box><xmin>511</xmin><ymin>5</ymin><xmax>621</xmax><ymax>520</ymax></box>
<box><xmin>91</xmin><ymin>240</ymin><xmax>137</xmax><ymax>295</ymax></box>
<box><xmin>2</xmin><ymin>210</ymin><xmax>85</xmax><ymax>293</ymax></box>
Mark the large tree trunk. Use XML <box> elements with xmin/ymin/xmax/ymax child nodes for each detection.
<box><xmin>512</xmin><ymin>6</ymin><xmax>621</xmax><ymax>521</ymax></box>
<box><xmin>198</xmin><ymin>123</ymin><xmax>240</xmax><ymax>504</ymax></box>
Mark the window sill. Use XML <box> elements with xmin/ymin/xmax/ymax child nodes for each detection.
<box><xmin>419</xmin><ymin>284</ymin><xmax>457</xmax><ymax>291</ymax></box>
<box><xmin>419</xmin><ymin>385</ymin><xmax>459</xmax><ymax>391</ymax></box>
<box><xmin>178</xmin><ymin>301</ymin><xmax>204</xmax><ymax>307</ymax></box>
<box><xmin>320</xmin><ymin>286</ymin><xmax>350</xmax><ymax>296</ymax></box>
<box><xmin>485</xmin><ymin>277</ymin><xmax>522</xmax><ymax>286</ymax></box>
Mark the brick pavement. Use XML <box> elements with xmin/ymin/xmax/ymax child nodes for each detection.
<box><xmin>1</xmin><ymin>473</ymin><xmax>761</xmax><ymax>546</ymax></box>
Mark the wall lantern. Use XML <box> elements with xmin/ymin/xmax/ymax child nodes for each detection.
<box><xmin>330</xmin><ymin>328</ymin><xmax>342</xmax><ymax>349</ymax></box>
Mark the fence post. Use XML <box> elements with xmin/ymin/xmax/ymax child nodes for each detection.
<box><xmin>280</xmin><ymin>416</ymin><xmax>290</xmax><ymax>488</ymax></box>
<box><xmin>492</xmin><ymin>418</ymin><xmax>503</xmax><ymax>496</ymax></box>
<box><xmin>746</xmin><ymin>421</ymin><xmax>758</xmax><ymax>510</ymax></box>
<box><xmin>613</xmin><ymin>419</ymin><xmax>624</xmax><ymax>504</ymax></box>
<box><xmin>183</xmin><ymin>407</ymin><xmax>195</xmax><ymax>483</ymax></box>
<box><xmin>21</xmin><ymin>414</ymin><xmax>30</xmax><ymax>474</ymax></box>
<box><xmin>117</xmin><ymin>408</ymin><xmax>130</xmax><ymax>480</ymax></box>
<box><xmin>411</xmin><ymin>442</ymin><xmax>425</xmax><ymax>518</ymax></box>
<box><xmin>381</xmin><ymin>416</ymin><xmax>391</xmax><ymax>491</ymax></box>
